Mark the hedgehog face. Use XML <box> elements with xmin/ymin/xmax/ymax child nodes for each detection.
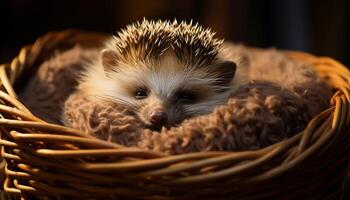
<box><xmin>101</xmin><ymin>50</ymin><xmax>237</xmax><ymax>130</ymax></box>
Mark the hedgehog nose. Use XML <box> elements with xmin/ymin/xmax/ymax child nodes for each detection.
<box><xmin>150</xmin><ymin>110</ymin><xmax>168</xmax><ymax>126</ymax></box>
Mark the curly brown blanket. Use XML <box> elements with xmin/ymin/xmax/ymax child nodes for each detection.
<box><xmin>18</xmin><ymin>44</ymin><xmax>332</xmax><ymax>154</ymax></box>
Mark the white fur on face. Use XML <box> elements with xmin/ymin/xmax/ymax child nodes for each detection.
<box><xmin>100</xmin><ymin>53</ymin><xmax>217</xmax><ymax>104</ymax></box>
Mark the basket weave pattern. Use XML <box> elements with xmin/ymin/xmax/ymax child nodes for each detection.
<box><xmin>0</xmin><ymin>30</ymin><xmax>350</xmax><ymax>199</ymax></box>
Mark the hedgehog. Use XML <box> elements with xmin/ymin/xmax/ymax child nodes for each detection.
<box><xmin>74</xmin><ymin>19</ymin><xmax>249</xmax><ymax>130</ymax></box>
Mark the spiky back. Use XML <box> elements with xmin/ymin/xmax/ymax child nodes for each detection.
<box><xmin>112</xmin><ymin>19</ymin><xmax>223</xmax><ymax>66</ymax></box>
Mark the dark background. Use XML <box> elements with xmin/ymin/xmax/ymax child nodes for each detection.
<box><xmin>0</xmin><ymin>0</ymin><xmax>349</xmax><ymax>66</ymax></box>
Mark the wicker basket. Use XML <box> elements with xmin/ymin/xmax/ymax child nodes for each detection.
<box><xmin>0</xmin><ymin>30</ymin><xmax>350</xmax><ymax>200</ymax></box>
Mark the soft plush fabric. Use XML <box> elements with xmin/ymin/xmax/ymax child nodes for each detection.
<box><xmin>18</xmin><ymin>47</ymin><xmax>100</xmax><ymax>125</ymax></box>
<box><xmin>18</xmin><ymin>44</ymin><xmax>332</xmax><ymax>154</ymax></box>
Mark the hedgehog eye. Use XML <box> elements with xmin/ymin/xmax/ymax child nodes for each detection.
<box><xmin>134</xmin><ymin>88</ymin><xmax>148</xmax><ymax>99</ymax></box>
<box><xmin>176</xmin><ymin>90</ymin><xmax>196</xmax><ymax>103</ymax></box>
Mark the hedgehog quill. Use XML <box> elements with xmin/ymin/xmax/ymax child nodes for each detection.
<box><xmin>77</xmin><ymin>19</ymin><xmax>249</xmax><ymax>130</ymax></box>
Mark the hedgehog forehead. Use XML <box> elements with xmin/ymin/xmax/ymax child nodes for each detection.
<box><xmin>111</xmin><ymin>19</ymin><xmax>224</xmax><ymax>67</ymax></box>
<box><xmin>110</xmin><ymin>53</ymin><xmax>216</xmax><ymax>99</ymax></box>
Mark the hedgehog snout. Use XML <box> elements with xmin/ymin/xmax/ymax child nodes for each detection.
<box><xmin>150</xmin><ymin>109</ymin><xmax>168</xmax><ymax>126</ymax></box>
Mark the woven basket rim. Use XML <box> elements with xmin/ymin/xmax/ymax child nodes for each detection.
<box><xmin>1</xmin><ymin>29</ymin><xmax>349</xmax><ymax>199</ymax></box>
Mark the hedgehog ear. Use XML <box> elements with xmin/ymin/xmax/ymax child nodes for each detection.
<box><xmin>101</xmin><ymin>49</ymin><xmax>117</xmax><ymax>71</ymax></box>
<box><xmin>214</xmin><ymin>61</ymin><xmax>237</xmax><ymax>85</ymax></box>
